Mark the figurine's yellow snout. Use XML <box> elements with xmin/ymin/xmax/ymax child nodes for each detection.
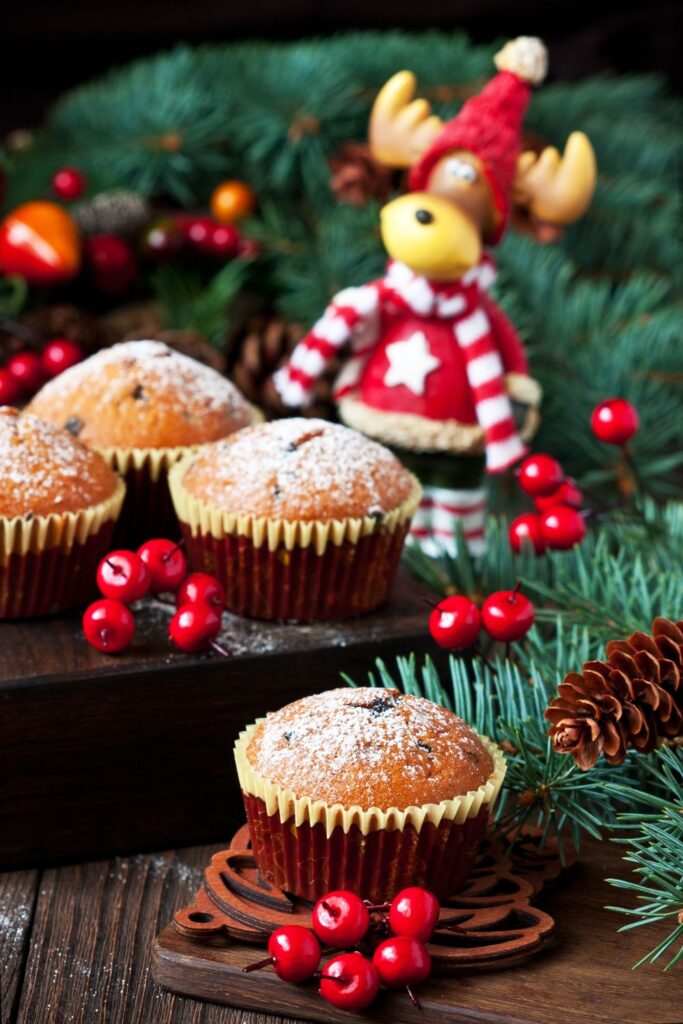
<box><xmin>379</xmin><ymin>193</ymin><xmax>482</xmax><ymax>281</ymax></box>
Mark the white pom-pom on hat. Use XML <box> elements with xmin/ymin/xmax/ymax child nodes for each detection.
<box><xmin>494</xmin><ymin>36</ymin><xmax>548</xmax><ymax>86</ymax></box>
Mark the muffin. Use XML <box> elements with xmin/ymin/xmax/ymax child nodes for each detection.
<box><xmin>0</xmin><ymin>407</ymin><xmax>125</xmax><ymax>618</ymax></box>
<box><xmin>28</xmin><ymin>339</ymin><xmax>258</xmax><ymax>545</ymax></box>
<box><xmin>234</xmin><ymin>687</ymin><xmax>506</xmax><ymax>902</ymax></box>
<box><xmin>168</xmin><ymin>418</ymin><xmax>421</xmax><ymax>621</ymax></box>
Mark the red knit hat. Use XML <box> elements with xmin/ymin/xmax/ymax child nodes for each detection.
<box><xmin>409</xmin><ymin>37</ymin><xmax>548</xmax><ymax>244</ymax></box>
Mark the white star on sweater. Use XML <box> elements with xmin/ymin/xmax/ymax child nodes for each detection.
<box><xmin>383</xmin><ymin>331</ymin><xmax>441</xmax><ymax>395</ymax></box>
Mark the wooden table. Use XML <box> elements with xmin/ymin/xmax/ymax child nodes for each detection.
<box><xmin>1</xmin><ymin>837</ymin><xmax>678</xmax><ymax>1024</ymax></box>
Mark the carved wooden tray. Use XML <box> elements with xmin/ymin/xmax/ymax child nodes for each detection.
<box><xmin>172</xmin><ymin>823</ymin><xmax>573</xmax><ymax>971</ymax></box>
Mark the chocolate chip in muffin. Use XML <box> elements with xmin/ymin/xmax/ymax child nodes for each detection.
<box><xmin>64</xmin><ymin>416</ymin><xmax>84</xmax><ymax>437</ymax></box>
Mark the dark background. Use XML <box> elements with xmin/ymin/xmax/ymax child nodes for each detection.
<box><xmin>2</xmin><ymin>0</ymin><xmax>682</xmax><ymax>135</ymax></box>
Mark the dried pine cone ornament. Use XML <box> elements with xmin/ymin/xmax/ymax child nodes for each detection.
<box><xmin>71</xmin><ymin>190</ymin><xmax>152</xmax><ymax>237</ymax></box>
<box><xmin>17</xmin><ymin>304</ymin><xmax>105</xmax><ymax>353</ymax></box>
<box><xmin>329</xmin><ymin>142</ymin><xmax>395</xmax><ymax>206</ymax></box>
<box><xmin>230</xmin><ymin>313</ymin><xmax>340</xmax><ymax>420</ymax></box>
<box><xmin>545</xmin><ymin>617</ymin><xmax>683</xmax><ymax>770</ymax></box>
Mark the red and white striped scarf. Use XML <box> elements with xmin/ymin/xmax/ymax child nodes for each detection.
<box><xmin>274</xmin><ymin>257</ymin><xmax>526</xmax><ymax>473</ymax></box>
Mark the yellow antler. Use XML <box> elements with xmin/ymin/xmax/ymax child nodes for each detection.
<box><xmin>369</xmin><ymin>71</ymin><xmax>444</xmax><ymax>169</ymax></box>
<box><xmin>513</xmin><ymin>132</ymin><xmax>597</xmax><ymax>225</ymax></box>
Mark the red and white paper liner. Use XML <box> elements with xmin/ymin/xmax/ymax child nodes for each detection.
<box><xmin>168</xmin><ymin>463</ymin><xmax>422</xmax><ymax>622</ymax></box>
<box><xmin>0</xmin><ymin>477</ymin><xmax>126</xmax><ymax>619</ymax></box>
<box><xmin>234</xmin><ymin>722</ymin><xmax>506</xmax><ymax>902</ymax></box>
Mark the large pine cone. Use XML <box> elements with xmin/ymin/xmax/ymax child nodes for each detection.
<box><xmin>229</xmin><ymin>314</ymin><xmax>339</xmax><ymax>420</ymax></box>
<box><xmin>6</xmin><ymin>305</ymin><xmax>105</xmax><ymax>357</ymax></box>
<box><xmin>329</xmin><ymin>142</ymin><xmax>395</xmax><ymax>207</ymax></box>
<box><xmin>545</xmin><ymin>618</ymin><xmax>683</xmax><ymax>770</ymax></box>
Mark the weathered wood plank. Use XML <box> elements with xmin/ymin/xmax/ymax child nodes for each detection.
<box><xmin>0</xmin><ymin>869</ymin><xmax>38</xmax><ymax>1024</ymax></box>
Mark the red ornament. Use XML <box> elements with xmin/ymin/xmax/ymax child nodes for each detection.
<box><xmin>319</xmin><ymin>951</ymin><xmax>380</xmax><ymax>1011</ymax></box>
<box><xmin>82</xmin><ymin>598</ymin><xmax>135</xmax><ymax>654</ymax></box>
<box><xmin>85</xmin><ymin>233</ymin><xmax>138</xmax><ymax>294</ymax></box>
<box><xmin>372</xmin><ymin>935</ymin><xmax>432</xmax><ymax>989</ymax></box>
<box><xmin>0</xmin><ymin>201</ymin><xmax>81</xmax><ymax>285</ymax></box>
<box><xmin>7</xmin><ymin>350</ymin><xmax>45</xmax><ymax>395</ymax></box>
<box><xmin>389</xmin><ymin>887</ymin><xmax>440</xmax><ymax>943</ymax></box>
<box><xmin>175</xmin><ymin>572</ymin><xmax>225</xmax><ymax>610</ymax></box>
<box><xmin>41</xmin><ymin>338</ymin><xmax>84</xmax><ymax>378</ymax></box>
<box><xmin>428</xmin><ymin>595</ymin><xmax>481</xmax><ymax>651</ymax></box>
<box><xmin>52</xmin><ymin>166</ymin><xmax>86</xmax><ymax>201</ymax></box>
<box><xmin>140</xmin><ymin>217</ymin><xmax>185</xmax><ymax>261</ymax></box>
<box><xmin>481</xmin><ymin>587</ymin><xmax>535</xmax><ymax>643</ymax></box>
<box><xmin>534</xmin><ymin>477</ymin><xmax>583</xmax><ymax>512</ymax></box>
<box><xmin>0</xmin><ymin>368</ymin><xmax>21</xmax><ymax>405</ymax></box>
<box><xmin>96</xmin><ymin>550</ymin><xmax>151</xmax><ymax>604</ymax></box>
<box><xmin>518</xmin><ymin>454</ymin><xmax>565</xmax><ymax>498</ymax></box>
<box><xmin>207</xmin><ymin>223</ymin><xmax>240</xmax><ymax>258</ymax></box>
<box><xmin>137</xmin><ymin>539</ymin><xmax>187</xmax><ymax>593</ymax></box>
<box><xmin>508</xmin><ymin>513</ymin><xmax>545</xmax><ymax>555</ymax></box>
<box><xmin>181</xmin><ymin>216</ymin><xmax>215</xmax><ymax>248</ymax></box>
<box><xmin>590</xmin><ymin>398</ymin><xmax>640</xmax><ymax>446</ymax></box>
<box><xmin>311</xmin><ymin>890</ymin><xmax>370</xmax><ymax>948</ymax></box>
<box><xmin>540</xmin><ymin>505</ymin><xmax>586</xmax><ymax>550</ymax></box>
<box><xmin>169</xmin><ymin>604</ymin><xmax>222</xmax><ymax>653</ymax></box>
<box><xmin>245</xmin><ymin>925</ymin><xmax>321</xmax><ymax>983</ymax></box>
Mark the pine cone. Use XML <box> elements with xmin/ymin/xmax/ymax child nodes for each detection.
<box><xmin>545</xmin><ymin>617</ymin><xmax>683</xmax><ymax>770</ymax></box>
<box><xmin>19</xmin><ymin>304</ymin><xmax>105</xmax><ymax>352</ymax></box>
<box><xmin>230</xmin><ymin>314</ymin><xmax>339</xmax><ymax>420</ymax></box>
<box><xmin>329</xmin><ymin>142</ymin><xmax>394</xmax><ymax>207</ymax></box>
<box><xmin>71</xmin><ymin>190</ymin><xmax>152</xmax><ymax>237</ymax></box>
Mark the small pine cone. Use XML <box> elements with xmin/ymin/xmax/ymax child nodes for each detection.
<box><xmin>151</xmin><ymin>328</ymin><xmax>225</xmax><ymax>373</ymax></box>
<box><xmin>545</xmin><ymin>617</ymin><xmax>683</xmax><ymax>770</ymax></box>
<box><xmin>230</xmin><ymin>314</ymin><xmax>339</xmax><ymax>420</ymax></box>
<box><xmin>329</xmin><ymin>142</ymin><xmax>394</xmax><ymax>207</ymax></box>
<box><xmin>20</xmin><ymin>304</ymin><xmax>105</xmax><ymax>352</ymax></box>
<box><xmin>72</xmin><ymin>190</ymin><xmax>152</xmax><ymax>237</ymax></box>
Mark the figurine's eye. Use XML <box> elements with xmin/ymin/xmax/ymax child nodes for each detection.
<box><xmin>445</xmin><ymin>158</ymin><xmax>478</xmax><ymax>184</ymax></box>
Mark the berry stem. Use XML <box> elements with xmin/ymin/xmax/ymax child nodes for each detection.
<box><xmin>210</xmin><ymin>639</ymin><xmax>231</xmax><ymax>658</ymax></box>
<box><xmin>509</xmin><ymin>580</ymin><xmax>522</xmax><ymax>601</ymax></box>
<box><xmin>162</xmin><ymin>539</ymin><xmax>185</xmax><ymax>562</ymax></box>
<box><xmin>105</xmin><ymin>558</ymin><xmax>125</xmax><ymax>576</ymax></box>
<box><xmin>422</xmin><ymin>596</ymin><xmax>440</xmax><ymax>611</ymax></box>
<box><xmin>318</xmin><ymin>973</ymin><xmax>348</xmax><ymax>984</ymax></box>
<box><xmin>406</xmin><ymin>984</ymin><xmax>422</xmax><ymax>1010</ymax></box>
<box><xmin>363</xmin><ymin>902</ymin><xmax>390</xmax><ymax>912</ymax></box>
<box><xmin>0</xmin><ymin>315</ymin><xmax>43</xmax><ymax>348</ymax></box>
<box><xmin>242</xmin><ymin>956</ymin><xmax>273</xmax><ymax>973</ymax></box>
<box><xmin>321</xmin><ymin>900</ymin><xmax>340</xmax><ymax>918</ymax></box>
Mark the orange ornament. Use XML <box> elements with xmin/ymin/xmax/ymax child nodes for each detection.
<box><xmin>0</xmin><ymin>201</ymin><xmax>81</xmax><ymax>285</ymax></box>
<box><xmin>210</xmin><ymin>180</ymin><xmax>256</xmax><ymax>223</ymax></box>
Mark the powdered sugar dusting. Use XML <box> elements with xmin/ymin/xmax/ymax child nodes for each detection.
<box><xmin>183</xmin><ymin>418</ymin><xmax>414</xmax><ymax>521</ymax></box>
<box><xmin>0</xmin><ymin>407</ymin><xmax>114</xmax><ymax>516</ymax></box>
<box><xmin>247</xmin><ymin>687</ymin><xmax>493</xmax><ymax>809</ymax></box>
<box><xmin>28</xmin><ymin>340</ymin><xmax>254</xmax><ymax>449</ymax></box>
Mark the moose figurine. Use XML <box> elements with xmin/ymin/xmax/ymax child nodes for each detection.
<box><xmin>274</xmin><ymin>37</ymin><xmax>596</xmax><ymax>554</ymax></box>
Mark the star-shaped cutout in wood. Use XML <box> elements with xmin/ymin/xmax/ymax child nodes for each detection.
<box><xmin>383</xmin><ymin>331</ymin><xmax>441</xmax><ymax>395</ymax></box>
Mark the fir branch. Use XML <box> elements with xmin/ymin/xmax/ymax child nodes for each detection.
<box><xmin>151</xmin><ymin>260</ymin><xmax>250</xmax><ymax>346</ymax></box>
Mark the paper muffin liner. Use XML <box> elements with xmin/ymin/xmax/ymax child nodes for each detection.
<box><xmin>234</xmin><ymin>722</ymin><xmax>506</xmax><ymax>901</ymax></box>
<box><xmin>168</xmin><ymin>463</ymin><xmax>422</xmax><ymax>621</ymax></box>
<box><xmin>0</xmin><ymin>477</ymin><xmax>126</xmax><ymax>618</ymax></box>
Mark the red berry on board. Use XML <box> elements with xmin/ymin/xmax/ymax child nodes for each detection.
<box><xmin>51</xmin><ymin>166</ymin><xmax>86</xmax><ymax>201</ymax></box>
<box><xmin>428</xmin><ymin>595</ymin><xmax>481</xmax><ymax>651</ymax></box>
<box><xmin>539</xmin><ymin>505</ymin><xmax>587</xmax><ymax>550</ymax></box>
<box><xmin>96</xmin><ymin>550</ymin><xmax>151</xmax><ymax>603</ymax></box>
<box><xmin>85</xmin><ymin>233</ymin><xmax>138</xmax><ymax>294</ymax></box>
<box><xmin>83</xmin><ymin>598</ymin><xmax>135</xmax><ymax>654</ymax></box>
<box><xmin>137</xmin><ymin>538</ymin><xmax>187</xmax><ymax>593</ymax></box>
<box><xmin>534</xmin><ymin>477</ymin><xmax>583</xmax><ymax>512</ymax></box>
<box><xmin>207</xmin><ymin>222</ymin><xmax>240</xmax><ymax>258</ymax></box>
<box><xmin>481</xmin><ymin>587</ymin><xmax>535</xmax><ymax>643</ymax></box>
<box><xmin>40</xmin><ymin>338</ymin><xmax>84</xmax><ymax>378</ymax></box>
<box><xmin>518</xmin><ymin>454</ymin><xmax>565</xmax><ymax>498</ymax></box>
<box><xmin>169</xmin><ymin>604</ymin><xmax>222</xmax><ymax>653</ymax></box>
<box><xmin>175</xmin><ymin>572</ymin><xmax>225</xmax><ymax>609</ymax></box>
<box><xmin>319</xmin><ymin>951</ymin><xmax>380</xmax><ymax>1012</ymax></box>
<box><xmin>0</xmin><ymin>367</ymin><xmax>21</xmax><ymax>405</ymax></box>
<box><xmin>372</xmin><ymin>935</ymin><xmax>432</xmax><ymax>988</ymax></box>
<box><xmin>312</xmin><ymin>890</ymin><xmax>370</xmax><ymax>948</ymax></box>
<box><xmin>590</xmin><ymin>398</ymin><xmax>640</xmax><ymax>446</ymax></box>
<box><xmin>267</xmin><ymin>926</ymin><xmax>321</xmax><ymax>983</ymax></box>
<box><xmin>508</xmin><ymin>513</ymin><xmax>546</xmax><ymax>555</ymax></box>
<box><xmin>389</xmin><ymin>887</ymin><xmax>440</xmax><ymax>943</ymax></box>
<box><xmin>7</xmin><ymin>350</ymin><xmax>45</xmax><ymax>395</ymax></box>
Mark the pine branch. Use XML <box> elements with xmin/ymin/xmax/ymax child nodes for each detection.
<box><xmin>151</xmin><ymin>260</ymin><xmax>250</xmax><ymax>346</ymax></box>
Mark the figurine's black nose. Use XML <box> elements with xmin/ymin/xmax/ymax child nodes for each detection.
<box><xmin>415</xmin><ymin>209</ymin><xmax>434</xmax><ymax>225</ymax></box>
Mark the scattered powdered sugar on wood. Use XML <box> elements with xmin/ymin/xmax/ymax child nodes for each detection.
<box><xmin>248</xmin><ymin>686</ymin><xmax>493</xmax><ymax>808</ymax></box>
<box><xmin>184</xmin><ymin>417</ymin><xmax>413</xmax><ymax>519</ymax></box>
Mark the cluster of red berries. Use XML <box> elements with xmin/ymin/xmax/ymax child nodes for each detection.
<box><xmin>0</xmin><ymin>338</ymin><xmax>84</xmax><ymax>406</ymax></box>
<box><xmin>82</xmin><ymin>539</ymin><xmax>228</xmax><ymax>657</ymax></box>
<box><xmin>429</xmin><ymin>582</ymin><xmax>535</xmax><ymax>652</ymax></box>
<box><xmin>508</xmin><ymin>453</ymin><xmax>586</xmax><ymax>556</ymax></box>
<box><xmin>245</xmin><ymin>886</ymin><xmax>439</xmax><ymax>1012</ymax></box>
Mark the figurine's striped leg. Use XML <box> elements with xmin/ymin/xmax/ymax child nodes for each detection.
<box><xmin>410</xmin><ymin>485</ymin><xmax>487</xmax><ymax>556</ymax></box>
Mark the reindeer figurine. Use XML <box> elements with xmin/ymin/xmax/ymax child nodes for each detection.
<box><xmin>274</xmin><ymin>37</ymin><xmax>596</xmax><ymax>554</ymax></box>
